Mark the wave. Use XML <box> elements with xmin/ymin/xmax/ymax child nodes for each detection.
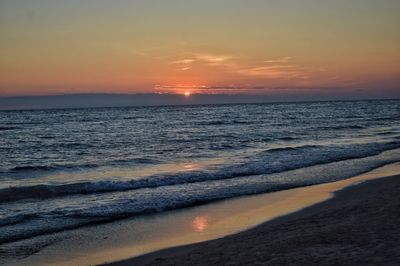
<box><xmin>57</xmin><ymin>142</ymin><xmax>95</xmax><ymax>149</ymax></box>
<box><xmin>38</xmin><ymin>135</ymin><xmax>55</xmax><ymax>139</ymax></box>
<box><xmin>266</xmin><ymin>145</ymin><xmax>318</xmax><ymax>152</ymax></box>
<box><xmin>376</xmin><ymin>131</ymin><xmax>399</xmax><ymax>136</ymax></box>
<box><xmin>318</xmin><ymin>125</ymin><xmax>365</xmax><ymax>130</ymax></box>
<box><xmin>374</xmin><ymin>116</ymin><xmax>399</xmax><ymax>122</ymax></box>
<box><xmin>123</xmin><ymin>116</ymin><xmax>141</xmax><ymax>120</ymax></box>
<box><xmin>0</xmin><ymin>126</ymin><xmax>22</xmax><ymax>130</ymax></box>
<box><xmin>3</xmin><ymin>157</ymin><xmax>162</xmax><ymax>175</ymax></box>
<box><xmin>2</xmin><ymin>141</ymin><xmax>399</xmax><ymax>203</ymax></box>
<box><xmin>198</xmin><ymin>120</ymin><xmax>253</xmax><ymax>126</ymax></box>
<box><xmin>1</xmin><ymin>151</ymin><xmax>399</xmax><ymax>244</ymax></box>
<box><xmin>110</xmin><ymin>158</ymin><xmax>161</xmax><ymax>165</ymax></box>
<box><xmin>0</xmin><ymin>213</ymin><xmax>38</xmax><ymax>227</ymax></box>
<box><xmin>8</xmin><ymin>163</ymin><xmax>99</xmax><ymax>173</ymax></box>
<box><xmin>3</xmin><ymin>121</ymin><xmax>43</xmax><ymax>125</ymax></box>
<box><xmin>278</xmin><ymin>136</ymin><xmax>296</xmax><ymax>141</ymax></box>
<box><xmin>0</xmin><ymin>216</ymin><xmax>95</xmax><ymax>245</ymax></box>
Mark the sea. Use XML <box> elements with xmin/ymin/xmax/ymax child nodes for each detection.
<box><xmin>0</xmin><ymin>100</ymin><xmax>399</xmax><ymax>252</ymax></box>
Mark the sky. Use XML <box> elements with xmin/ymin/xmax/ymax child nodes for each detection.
<box><xmin>0</xmin><ymin>0</ymin><xmax>399</xmax><ymax>98</ymax></box>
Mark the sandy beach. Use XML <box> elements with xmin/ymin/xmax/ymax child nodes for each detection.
<box><xmin>107</xmin><ymin>171</ymin><xmax>400</xmax><ymax>265</ymax></box>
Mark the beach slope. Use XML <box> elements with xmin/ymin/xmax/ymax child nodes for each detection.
<box><xmin>107</xmin><ymin>174</ymin><xmax>400</xmax><ymax>266</ymax></box>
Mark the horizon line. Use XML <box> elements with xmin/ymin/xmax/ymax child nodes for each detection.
<box><xmin>1</xmin><ymin>94</ymin><xmax>399</xmax><ymax>112</ymax></box>
<box><xmin>1</xmin><ymin>92</ymin><xmax>400</xmax><ymax>98</ymax></box>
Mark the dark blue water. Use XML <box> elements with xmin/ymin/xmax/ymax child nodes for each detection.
<box><xmin>0</xmin><ymin>100</ymin><xmax>399</xmax><ymax>245</ymax></box>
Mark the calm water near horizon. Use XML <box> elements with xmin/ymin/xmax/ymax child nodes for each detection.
<box><xmin>1</xmin><ymin>100</ymin><xmax>400</xmax><ymax>261</ymax></box>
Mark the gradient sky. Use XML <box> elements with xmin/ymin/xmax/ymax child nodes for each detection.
<box><xmin>0</xmin><ymin>0</ymin><xmax>399</xmax><ymax>97</ymax></box>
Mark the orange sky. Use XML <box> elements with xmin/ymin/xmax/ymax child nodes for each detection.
<box><xmin>0</xmin><ymin>0</ymin><xmax>399</xmax><ymax>97</ymax></box>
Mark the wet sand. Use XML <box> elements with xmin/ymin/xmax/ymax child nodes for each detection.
<box><xmin>106</xmin><ymin>170</ymin><xmax>400</xmax><ymax>265</ymax></box>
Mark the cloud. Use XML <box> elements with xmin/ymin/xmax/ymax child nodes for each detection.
<box><xmin>195</xmin><ymin>54</ymin><xmax>232</xmax><ymax>63</ymax></box>
<box><xmin>168</xmin><ymin>53</ymin><xmax>233</xmax><ymax>71</ymax></box>
<box><xmin>245</xmin><ymin>57</ymin><xmax>302</xmax><ymax>78</ymax></box>
<box><xmin>169</xmin><ymin>59</ymin><xmax>195</xmax><ymax>64</ymax></box>
<box><xmin>155</xmin><ymin>85</ymin><xmax>203</xmax><ymax>90</ymax></box>
<box><xmin>235</xmin><ymin>65</ymin><xmax>306</xmax><ymax>79</ymax></box>
<box><xmin>154</xmin><ymin>83</ymin><xmax>357</xmax><ymax>94</ymax></box>
<box><xmin>264</xmin><ymin>56</ymin><xmax>292</xmax><ymax>63</ymax></box>
<box><xmin>177</xmin><ymin>66</ymin><xmax>192</xmax><ymax>71</ymax></box>
<box><xmin>168</xmin><ymin>54</ymin><xmax>232</xmax><ymax>66</ymax></box>
<box><xmin>169</xmin><ymin>58</ymin><xmax>195</xmax><ymax>71</ymax></box>
<box><xmin>191</xmin><ymin>53</ymin><xmax>304</xmax><ymax>79</ymax></box>
<box><xmin>167</xmin><ymin>52</ymin><xmax>310</xmax><ymax>80</ymax></box>
<box><xmin>154</xmin><ymin>84</ymin><xmax>272</xmax><ymax>91</ymax></box>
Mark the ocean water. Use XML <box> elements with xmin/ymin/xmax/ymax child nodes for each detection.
<box><xmin>0</xmin><ymin>100</ymin><xmax>399</xmax><ymax>247</ymax></box>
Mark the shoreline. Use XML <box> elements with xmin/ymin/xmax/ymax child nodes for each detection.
<box><xmin>105</xmin><ymin>163</ymin><xmax>400</xmax><ymax>266</ymax></box>
<box><xmin>7</xmin><ymin>163</ymin><xmax>399</xmax><ymax>266</ymax></box>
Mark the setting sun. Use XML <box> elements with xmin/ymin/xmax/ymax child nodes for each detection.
<box><xmin>184</xmin><ymin>91</ymin><xmax>191</xmax><ymax>96</ymax></box>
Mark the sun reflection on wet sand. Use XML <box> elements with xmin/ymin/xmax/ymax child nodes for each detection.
<box><xmin>192</xmin><ymin>216</ymin><xmax>208</xmax><ymax>232</ymax></box>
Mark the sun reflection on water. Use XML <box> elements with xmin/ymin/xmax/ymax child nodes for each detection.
<box><xmin>184</xmin><ymin>164</ymin><xmax>196</xmax><ymax>171</ymax></box>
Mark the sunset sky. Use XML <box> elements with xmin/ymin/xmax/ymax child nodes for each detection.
<box><xmin>0</xmin><ymin>0</ymin><xmax>399</xmax><ymax>98</ymax></box>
